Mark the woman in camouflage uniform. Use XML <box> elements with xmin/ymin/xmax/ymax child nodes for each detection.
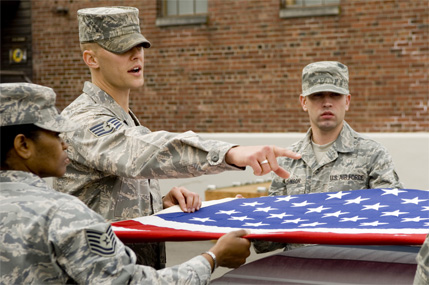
<box><xmin>0</xmin><ymin>83</ymin><xmax>251</xmax><ymax>284</ymax></box>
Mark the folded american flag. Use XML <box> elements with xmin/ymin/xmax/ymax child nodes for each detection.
<box><xmin>112</xmin><ymin>188</ymin><xmax>428</xmax><ymax>245</ymax></box>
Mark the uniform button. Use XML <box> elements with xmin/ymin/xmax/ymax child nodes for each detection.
<box><xmin>212</xmin><ymin>154</ymin><xmax>219</xmax><ymax>162</ymax></box>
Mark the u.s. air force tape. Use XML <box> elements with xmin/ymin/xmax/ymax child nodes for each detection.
<box><xmin>85</xmin><ymin>225</ymin><xmax>117</xmax><ymax>256</ymax></box>
<box><xmin>89</xmin><ymin>118</ymin><xmax>123</xmax><ymax>137</ymax></box>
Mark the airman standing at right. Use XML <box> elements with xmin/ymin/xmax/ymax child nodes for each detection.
<box><xmin>254</xmin><ymin>61</ymin><xmax>403</xmax><ymax>253</ymax></box>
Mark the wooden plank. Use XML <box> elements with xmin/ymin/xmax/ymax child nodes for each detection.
<box><xmin>205</xmin><ymin>182</ymin><xmax>271</xmax><ymax>200</ymax></box>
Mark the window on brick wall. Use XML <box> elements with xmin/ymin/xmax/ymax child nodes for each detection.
<box><xmin>279</xmin><ymin>0</ymin><xmax>340</xmax><ymax>18</ymax></box>
<box><xmin>156</xmin><ymin>0</ymin><xmax>208</xmax><ymax>27</ymax></box>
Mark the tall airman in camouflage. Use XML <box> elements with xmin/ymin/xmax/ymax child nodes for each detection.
<box><xmin>0</xmin><ymin>82</ymin><xmax>251</xmax><ymax>284</ymax></box>
<box><xmin>53</xmin><ymin>6</ymin><xmax>300</xmax><ymax>268</ymax></box>
<box><xmin>253</xmin><ymin>61</ymin><xmax>403</xmax><ymax>254</ymax></box>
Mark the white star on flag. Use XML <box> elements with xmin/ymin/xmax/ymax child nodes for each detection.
<box><xmin>228</xmin><ymin>216</ymin><xmax>254</xmax><ymax>221</ymax></box>
<box><xmin>190</xmin><ymin>217</ymin><xmax>215</xmax><ymax>223</ymax></box>
<box><xmin>401</xmin><ymin>197</ymin><xmax>428</xmax><ymax>205</ymax></box>
<box><xmin>381</xmin><ymin>210</ymin><xmax>408</xmax><ymax>217</ymax></box>
<box><xmin>216</xmin><ymin>210</ymin><xmax>241</xmax><ymax>215</ymax></box>
<box><xmin>267</xmin><ymin>212</ymin><xmax>292</xmax><ymax>219</ymax></box>
<box><xmin>282</xmin><ymin>218</ymin><xmax>309</xmax><ymax>224</ymax></box>
<box><xmin>292</xmin><ymin>200</ymin><xmax>315</xmax><ymax>207</ymax></box>
<box><xmin>275</xmin><ymin>196</ymin><xmax>298</xmax><ymax>202</ymax></box>
<box><xmin>362</xmin><ymin>203</ymin><xmax>389</xmax><ymax>211</ymax></box>
<box><xmin>326</xmin><ymin>191</ymin><xmax>351</xmax><ymax>200</ymax></box>
<box><xmin>381</xmin><ymin>188</ymin><xmax>407</xmax><ymax>196</ymax></box>
<box><xmin>345</xmin><ymin>196</ymin><xmax>370</xmax><ymax>205</ymax></box>
<box><xmin>401</xmin><ymin>216</ymin><xmax>429</xmax><ymax>223</ymax></box>
<box><xmin>254</xmin><ymin>206</ymin><xmax>278</xmax><ymax>213</ymax></box>
<box><xmin>322</xmin><ymin>210</ymin><xmax>349</xmax><ymax>218</ymax></box>
<box><xmin>340</xmin><ymin>216</ymin><xmax>367</xmax><ymax>222</ymax></box>
<box><xmin>305</xmin><ymin>206</ymin><xmax>331</xmax><ymax>214</ymax></box>
<box><xmin>360</xmin><ymin>221</ymin><xmax>388</xmax><ymax>227</ymax></box>
<box><xmin>241</xmin><ymin>202</ymin><xmax>264</xmax><ymax>207</ymax></box>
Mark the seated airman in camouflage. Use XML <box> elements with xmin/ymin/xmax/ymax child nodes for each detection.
<box><xmin>254</xmin><ymin>61</ymin><xmax>403</xmax><ymax>254</ymax></box>
<box><xmin>0</xmin><ymin>82</ymin><xmax>251</xmax><ymax>284</ymax></box>
<box><xmin>53</xmin><ymin>6</ymin><xmax>300</xmax><ymax>268</ymax></box>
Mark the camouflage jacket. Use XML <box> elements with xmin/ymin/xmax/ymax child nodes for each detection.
<box><xmin>0</xmin><ymin>171</ymin><xmax>212</xmax><ymax>285</ymax></box>
<box><xmin>54</xmin><ymin>82</ymin><xmax>240</xmax><ymax>222</ymax></box>
<box><xmin>253</xmin><ymin>121</ymin><xmax>403</xmax><ymax>253</ymax></box>
<box><xmin>414</xmin><ymin>234</ymin><xmax>429</xmax><ymax>285</ymax></box>
<box><xmin>53</xmin><ymin>82</ymin><xmax>241</xmax><ymax>267</ymax></box>
<box><xmin>269</xmin><ymin>121</ymin><xmax>403</xmax><ymax>197</ymax></box>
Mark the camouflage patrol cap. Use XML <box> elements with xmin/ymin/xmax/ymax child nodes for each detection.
<box><xmin>0</xmin><ymin>83</ymin><xmax>77</xmax><ymax>132</ymax></box>
<box><xmin>78</xmin><ymin>6</ymin><xmax>151</xmax><ymax>54</ymax></box>
<box><xmin>302</xmin><ymin>61</ymin><xmax>349</xmax><ymax>96</ymax></box>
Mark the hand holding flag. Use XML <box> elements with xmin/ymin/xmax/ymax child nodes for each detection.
<box><xmin>162</xmin><ymin>186</ymin><xmax>202</xmax><ymax>213</ymax></box>
<box><xmin>206</xmin><ymin>229</ymin><xmax>251</xmax><ymax>269</ymax></box>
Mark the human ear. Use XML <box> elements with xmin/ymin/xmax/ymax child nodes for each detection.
<box><xmin>300</xmin><ymin>95</ymin><xmax>308</xmax><ymax>111</ymax></box>
<box><xmin>13</xmin><ymin>134</ymin><xmax>33</xmax><ymax>160</ymax></box>
<box><xmin>345</xmin><ymin>94</ymin><xmax>351</xmax><ymax>111</ymax></box>
<box><xmin>82</xmin><ymin>49</ymin><xmax>99</xmax><ymax>69</ymax></box>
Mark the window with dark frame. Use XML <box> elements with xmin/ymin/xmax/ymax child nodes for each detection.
<box><xmin>280</xmin><ymin>0</ymin><xmax>340</xmax><ymax>18</ymax></box>
<box><xmin>282</xmin><ymin>0</ymin><xmax>340</xmax><ymax>8</ymax></box>
<box><xmin>162</xmin><ymin>0</ymin><xmax>207</xmax><ymax>17</ymax></box>
<box><xmin>156</xmin><ymin>0</ymin><xmax>208</xmax><ymax>27</ymax></box>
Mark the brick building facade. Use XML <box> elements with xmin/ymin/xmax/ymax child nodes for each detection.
<box><xmin>12</xmin><ymin>0</ymin><xmax>429</xmax><ymax>132</ymax></box>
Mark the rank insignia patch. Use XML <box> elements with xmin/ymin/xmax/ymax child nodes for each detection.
<box><xmin>89</xmin><ymin>118</ymin><xmax>123</xmax><ymax>137</ymax></box>
<box><xmin>86</xmin><ymin>225</ymin><xmax>117</xmax><ymax>256</ymax></box>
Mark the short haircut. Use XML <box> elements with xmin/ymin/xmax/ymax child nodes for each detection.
<box><xmin>80</xmin><ymin>42</ymin><xmax>100</xmax><ymax>53</ymax></box>
<box><xmin>0</xmin><ymin>124</ymin><xmax>42</xmax><ymax>167</ymax></box>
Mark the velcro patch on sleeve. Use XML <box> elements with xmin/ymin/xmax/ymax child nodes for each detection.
<box><xmin>89</xmin><ymin>118</ymin><xmax>123</xmax><ymax>137</ymax></box>
<box><xmin>85</xmin><ymin>225</ymin><xmax>117</xmax><ymax>257</ymax></box>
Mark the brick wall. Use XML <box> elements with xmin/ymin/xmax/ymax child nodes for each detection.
<box><xmin>31</xmin><ymin>0</ymin><xmax>428</xmax><ymax>133</ymax></box>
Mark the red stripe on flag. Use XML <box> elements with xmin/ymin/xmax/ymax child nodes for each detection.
<box><xmin>112</xmin><ymin>220</ymin><xmax>426</xmax><ymax>245</ymax></box>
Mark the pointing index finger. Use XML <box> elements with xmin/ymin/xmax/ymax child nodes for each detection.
<box><xmin>274</xmin><ymin>147</ymin><xmax>301</xmax><ymax>160</ymax></box>
<box><xmin>271</xmin><ymin>147</ymin><xmax>300</xmax><ymax>178</ymax></box>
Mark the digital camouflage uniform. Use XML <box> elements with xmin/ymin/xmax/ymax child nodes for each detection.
<box><xmin>253</xmin><ymin>121</ymin><xmax>404</xmax><ymax>253</ymax></box>
<box><xmin>54</xmin><ymin>6</ymin><xmax>243</xmax><ymax>268</ymax></box>
<box><xmin>254</xmin><ymin>61</ymin><xmax>403</xmax><ymax>254</ymax></box>
<box><xmin>54</xmin><ymin>82</ymin><xmax>241</xmax><ymax>267</ymax></box>
<box><xmin>0</xmin><ymin>82</ymin><xmax>213</xmax><ymax>284</ymax></box>
<box><xmin>0</xmin><ymin>171</ymin><xmax>212</xmax><ymax>285</ymax></box>
<box><xmin>270</xmin><ymin>121</ymin><xmax>403</xmax><ymax>196</ymax></box>
<box><xmin>414</xmin><ymin>234</ymin><xmax>429</xmax><ymax>285</ymax></box>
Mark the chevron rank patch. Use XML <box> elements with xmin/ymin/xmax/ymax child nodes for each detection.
<box><xmin>89</xmin><ymin>118</ymin><xmax>123</xmax><ymax>137</ymax></box>
<box><xmin>85</xmin><ymin>225</ymin><xmax>117</xmax><ymax>256</ymax></box>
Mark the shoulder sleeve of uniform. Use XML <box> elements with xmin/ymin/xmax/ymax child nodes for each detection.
<box><xmin>62</xmin><ymin>110</ymin><xmax>241</xmax><ymax>179</ymax></box>
<box><xmin>360</xmin><ymin>139</ymin><xmax>404</xmax><ymax>189</ymax></box>
<box><xmin>47</xmin><ymin>196</ymin><xmax>139</xmax><ymax>283</ymax></box>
